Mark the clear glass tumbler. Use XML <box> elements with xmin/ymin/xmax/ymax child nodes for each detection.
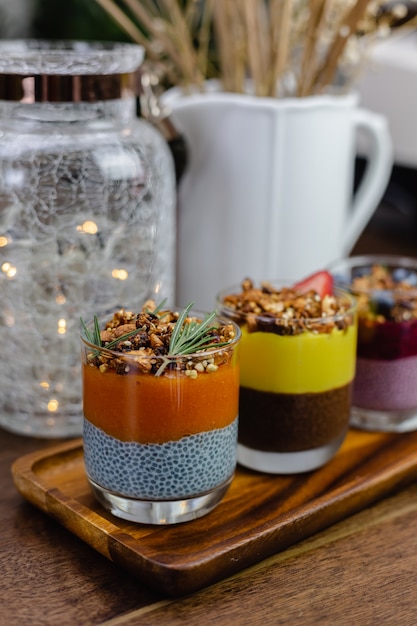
<box><xmin>81</xmin><ymin>311</ymin><xmax>241</xmax><ymax>524</ymax></box>
<box><xmin>330</xmin><ymin>254</ymin><xmax>417</xmax><ymax>432</ymax></box>
<box><xmin>218</xmin><ymin>282</ymin><xmax>357</xmax><ymax>474</ymax></box>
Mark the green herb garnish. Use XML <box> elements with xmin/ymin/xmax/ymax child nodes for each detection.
<box><xmin>144</xmin><ymin>298</ymin><xmax>167</xmax><ymax>316</ymax></box>
<box><xmin>81</xmin><ymin>301</ymin><xmax>231</xmax><ymax>377</ymax></box>
<box><xmin>168</xmin><ymin>302</ymin><xmax>218</xmax><ymax>355</ymax></box>
<box><xmin>155</xmin><ymin>301</ymin><xmax>229</xmax><ymax>376</ymax></box>
<box><xmin>80</xmin><ymin>315</ymin><xmax>142</xmax><ymax>352</ymax></box>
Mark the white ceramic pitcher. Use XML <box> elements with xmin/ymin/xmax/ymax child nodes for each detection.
<box><xmin>163</xmin><ymin>86</ymin><xmax>393</xmax><ymax>309</ymax></box>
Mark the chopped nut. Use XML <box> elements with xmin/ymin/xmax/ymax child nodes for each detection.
<box><xmin>85</xmin><ymin>303</ymin><xmax>235</xmax><ymax>376</ymax></box>
<box><xmin>351</xmin><ymin>264</ymin><xmax>417</xmax><ymax>322</ymax></box>
<box><xmin>150</xmin><ymin>333</ymin><xmax>164</xmax><ymax>349</ymax></box>
<box><xmin>242</xmin><ymin>278</ymin><xmax>253</xmax><ymax>291</ymax></box>
<box><xmin>221</xmin><ymin>279</ymin><xmax>353</xmax><ymax>335</ymax></box>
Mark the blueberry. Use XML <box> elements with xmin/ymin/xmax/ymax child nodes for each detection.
<box><xmin>352</xmin><ymin>267</ymin><xmax>371</xmax><ymax>278</ymax></box>
<box><xmin>392</xmin><ymin>268</ymin><xmax>417</xmax><ymax>286</ymax></box>
<box><xmin>332</xmin><ymin>272</ymin><xmax>350</xmax><ymax>288</ymax></box>
<box><xmin>393</xmin><ymin>268</ymin><xmax>408</xmax><ymax>282</ymax></box>
<box><xmin>371</xmin><ymin>290</ymin><xmax>394</xmax><ymax>317</ymax></box>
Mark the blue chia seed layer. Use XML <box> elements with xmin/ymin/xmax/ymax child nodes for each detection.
<box><xmin>83</xmin><ymin>417</ymin><xmax>238</xmax><ymax>500</ymax></box>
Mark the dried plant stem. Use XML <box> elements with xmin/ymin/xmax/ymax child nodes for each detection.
<box><xmin>94</xmin><ymin>0</ymin><xmax>180</xmax><ymax>84</ymax></box>
<box><xmin>159</xmin><ymin>0</ymin><xmax>206</xmax><ymax>87</ymax></box>
<box><xmin>211</xmin><ymin>1</ymin><xmax>233</xmax><ymax>90</ymax></box>
<box><xmin>94</xmin><ymin>0</ymin><xmax>150</xmax><ymax>50</ymax></box>
<box><xmin>268</xmin><ymin>0</ymin><xmax>293</xmax><ymax>97</ymax></box>
<box><xmin>242</xmin><ymin>0</ymin><xmax>269</xmax><ymax>96</ymax></box>
<box><xmin>119</xmin><ymin>0</ymin><xmax>202</xmax><ymax>86</ymax></box>
<box><xmin>194</xmin><ymin>0</ymin><xmax>213</xmax><ymax>83</ymax></box>
<box><xmin>95</xmin><ymin>0</ymin><xmax>417</xmax><ymax>97</ymax></box>
<box><xmin>212</xmin><ymin>0</ymin><xmax>246</xmax><ymax>93</ymax></box>
<box><xmin>298</xmin><ymin>0</ymin><xmax>328</xmax><ymax>97</ymax></box>
<box><xmin>308</xmin><ymin>0</ymin><xmax>374</xmax><ymax>94</ymax></box>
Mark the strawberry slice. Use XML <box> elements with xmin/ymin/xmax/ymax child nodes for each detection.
<box><xmin>293</xmin><ymin>270</ymin><xmax>334</xmax><ymax>298</ymax></box>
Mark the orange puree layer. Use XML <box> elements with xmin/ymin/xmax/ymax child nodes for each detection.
<box><xmin>82</xmin><ymin>362</ymin><xmax>239</xmax><ymax>444</ymax></box>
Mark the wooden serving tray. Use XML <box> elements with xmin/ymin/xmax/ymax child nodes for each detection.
<box><xmin>12</xmin><ymin>429</ymin><xmax>417</xmax><ymax>597</ymax></box>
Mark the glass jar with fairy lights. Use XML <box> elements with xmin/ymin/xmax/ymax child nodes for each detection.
<box><xmin>0</xmin><ymin>40</ymin><xmax>176</xmax><ymax>437</ymax></box>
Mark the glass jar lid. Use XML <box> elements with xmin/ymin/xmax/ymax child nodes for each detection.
<box><xmin>0</xmin><ymin>40</ymin><xmax>144</xmax><ymax>103</ymax></box>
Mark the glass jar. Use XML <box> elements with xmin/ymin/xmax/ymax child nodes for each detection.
<box><xmin>0</xmin><ymin>40</ymin><xmax>176</xmax><ymax>438</ymax></box>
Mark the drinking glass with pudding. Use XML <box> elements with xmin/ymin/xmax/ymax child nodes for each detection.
<box><xmin>330</xmin><ymin>255</ymin><xmax>417</xmax><ymax>432</ymax></box>
<box><xmin>218</xmin><ymin>274</ymin><xmax>357</xmax><ymax>473</ymax></box>
<box><xmin>81</xmin><ymin>301</ymin><xmax>241</xmax><ymax>524</ymax></box>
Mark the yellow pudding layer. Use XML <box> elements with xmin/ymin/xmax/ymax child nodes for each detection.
<box><xmin>239</xmin><ymin>324</ymin><xmax>357</xmax><ymax>394</ymax></box>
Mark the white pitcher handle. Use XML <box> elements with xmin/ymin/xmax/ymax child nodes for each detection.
<box><xmin>342</xmin><ymin>109</ymin><xmax>393</xmax><ymax>254</ymax></box>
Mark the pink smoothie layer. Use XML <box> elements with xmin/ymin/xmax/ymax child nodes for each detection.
<box><xmin>353</xmin><ymin>354</ymin><xmax>417</xmax><ymax>411</ymax></box>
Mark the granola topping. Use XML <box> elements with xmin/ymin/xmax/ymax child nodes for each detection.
<box><xmin>220</xmin><ymin>278</ymin><xmax>353</xmax><ymax>335</ymax></box>
<box><xmin>84</xmin><ymin>300</ymin><xmax>236</xmax><ymax>376</ymax></box>
<box><xmin>350</xmin><ymin>264</ymin><xmax>417</xmax><ymax>323</ymax></box>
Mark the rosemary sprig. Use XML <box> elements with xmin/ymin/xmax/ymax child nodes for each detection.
<box><xmin>80</xmin><ymin>315</ymin><xmax>101</xmax><ymax>347</ymax></box>
<box><xmin>80</xmin><ymin>315</ymin><xmax>142</xmax><ymax>352</ymax></box>
<box><xmin>144</xmin><ymin>298</ymin><xmax>167</xmax><ymax>316</ymax></box>
<box><xmin>167</xmin><ymin>302</ymin><xmax>218</xmax><ymax>355</ymax></box>
<box><xmin>155</xmin><ymin>301</ymin><xmax>230</xmax><ymax>376</ymax></box>
<box><xmin>81</xmin><ymin>302</ymin><xmax>231</xmax><ymax>377</ymax></box>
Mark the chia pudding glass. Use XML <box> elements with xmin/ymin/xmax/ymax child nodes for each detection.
<box><xmin>81</xmin><ymin>304</ymin><xmax>241</xmax><ymax>524</ymax></box>
<box><xmin>330</xmin><ymin>255</ymin><xmax>417</xmax><ymax>432</ymax></box>
<box><xmin>217</xmin><ymin>279</ymin><xmax>357</xmax><ymax>474</ymax></box>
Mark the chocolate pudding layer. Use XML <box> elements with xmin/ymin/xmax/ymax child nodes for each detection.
<box><xmin>239</xmin><ymin>383</ymin><xmax>351</xmax><ymax>452</ymax></box>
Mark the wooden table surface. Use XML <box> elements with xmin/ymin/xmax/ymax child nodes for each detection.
<box><xmin>3</xmin><ymin>215</ymin><xmax>417</xmax><ymax>626</ymax></box>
